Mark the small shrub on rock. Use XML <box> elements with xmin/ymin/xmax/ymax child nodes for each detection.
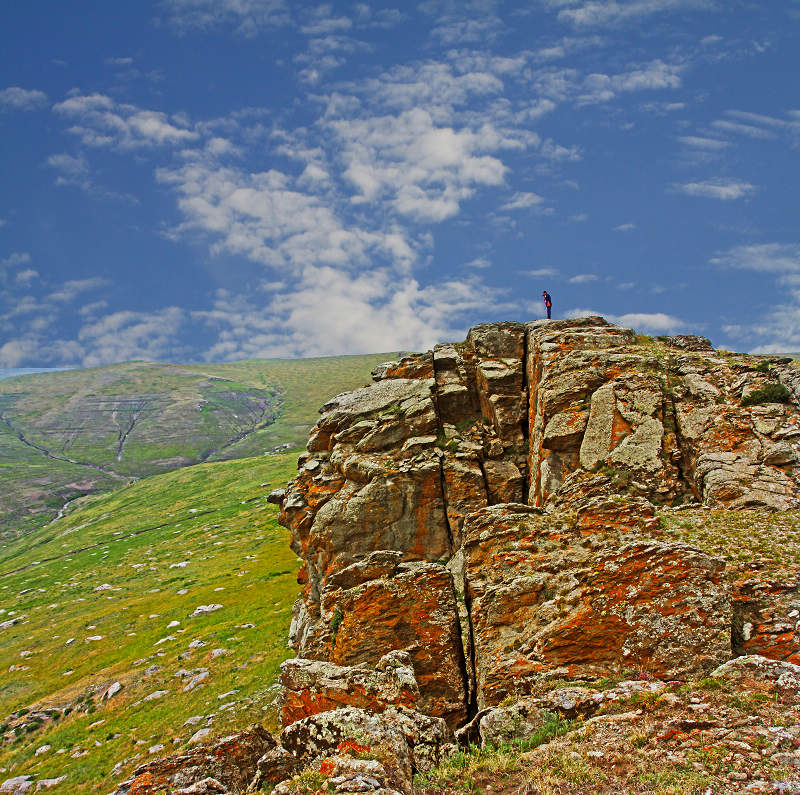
<box><xmin>741</xmin><ymin>382</ymin><xmax>791</xmax><ymax>407</ymax></box>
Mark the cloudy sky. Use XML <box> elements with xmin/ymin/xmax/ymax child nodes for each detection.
<box><xmin>2</xmin><ymin>1</ymin><xmax>799</xmax><ymax>367</ymax></box>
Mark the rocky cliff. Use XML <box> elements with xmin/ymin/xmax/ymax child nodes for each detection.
<box><xmin>275</xmin><ymin>318</ymin><xmax>800</xmax><ymax>724</ymax></box>
<box><xmin>115</xmin><ymin>318</ymin><xmax>800</xmax><ymax>794</ymax></box>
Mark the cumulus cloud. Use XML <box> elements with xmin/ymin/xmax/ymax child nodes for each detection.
<box><xmin>463</xmin><ymin>257</ymin><xmax>492</xmax><ymax>268</ymax></box>
<box><xmin>54</xmin><ymin>93</ymin><xmax>199</xmax><ymax>149</ymax></box>
<box><xmin>678</xmin><ymin>179</ymin><xmax>755</xmax><ymax>200</ymax></box>
<box><xmin>157</xmin><ymin>161</ymin><xmax>417</xmax><ymax>270</ymax></box>
<box><xmin>0</xmin><ymin>86</ymin><xmax>48</xmax><ymax>111</ymax></box>
<box><xmin>194</xmin><ymin>268</ymin><xmax>513</xmax><ymax>360</ymax></box>
<box><xmin>46</xmin><ymin>152</ymin><xmax>91</xmax><ymax>188</ymax></box>
<box><xmin>76</xmin><ymin>307</ymin><xmax>189</xmax><ymax>367</ymax></box>
<box><xmin>569</xmin><ymin>273</ymin><xmax>598</xmax><ymax>283</ymax></box>
<box><xmin>330</xmin><ymin>107</ymin><xmax>509</xmax><ymax>222</ymax></box>
<box><xmin>613</xmin><ymin>223</ymin><xmax>636</xmax><ymax>232</ymax></box>
<box><xmin>578</xmin><ymin>59</ymin><xmax>683</xmax><ymax>103</ymax></box>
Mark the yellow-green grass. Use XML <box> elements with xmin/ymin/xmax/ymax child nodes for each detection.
<box><xmin>658</xmin><ymin>508</ymin><xmax>800</xmax><ymax>577</ymax></box>
<box><xmin>0</xmin><ymin>452</ymin><xmax>300</xmax><ymax>792</ymax></box>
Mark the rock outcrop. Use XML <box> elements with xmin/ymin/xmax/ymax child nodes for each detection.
<box><xmin>277</xmin><ymin>317</ymin><xmax>800</xmax><ymax>726</ymax></box>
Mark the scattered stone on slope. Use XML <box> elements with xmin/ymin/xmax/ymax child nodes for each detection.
<box><xmin>0</xmin><ymin>776</ymin><xmax>33</xmax><ymax>794</ymax></box>
<box><xmin>111</xmin><ymin>725</ymin><xmax>274</xmax><ymax>795</ymax></box>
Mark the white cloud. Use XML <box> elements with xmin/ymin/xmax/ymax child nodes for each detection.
<box><xmin>678</xmin><ymin>178</ymin><xmax>755</xmax><ymax>200</ymax></box>
<box><xmin>46</xmin><ymin>152</ymin><xmax>91</xmax><ymax>189</ymax></box>
<box><xmin>77</xmin><ymin>307</ymin><xmax>189</xmax><ymax>367</ymax></box>
<box><xmin>15</xmin><ymin>269</ymin><xmax>38</xmax><ymax>285</ymax></box>
<box><xmin>613</xmin><ymin>223</ymin><xmax>636</xmax><ymax>232</ymax></box>
<box><xmin>79</xmin><ymin>300</ymin><xmax>109</xmax><ymax>317</ymax></box>
<box><xmin>0</xmin><ymin>86</ymin><xmax>48</xmax><ymax>111</ymax></box>
<box><xmin>1</xmin><ymin>252</ymin><xmax>31</xmax><ymax>268</ymax></box>
<box><xmin>501</xmin><ymin>191</ymin><xmax>546</xmax><ymax>210</ymax></box>
<box><xmin>566</xmin><ymin>307</ymin><xmax>683</xmax><ymax>333</ymax></box>
<box><xmin>0</xmin><ymin>337</ymin><xmax>84</xmax><ymax>368</ymax></box>
<box><xmin>525</xmin><ymin>268</ymin><xmax>558</xmax><ymax>277</ymax></box>
<box><xmin>463</xmin><ymin>257</ymin><xmax>492</xmax><ymax>269</ymax></box>
<box><xmin>710</xmin><ymin>243</ymin><xmax>800</xmax><ymax>278</ymax></box>
<box><xmin>330</xmin><ymin>107</ymin><xmax>509</xmax><ymax>222</ymax></box>
<box><xmin>48</xmin><ymin>277</ymin><xmax>110</xmax><ymax>303</ymax></box>
<box><xmin>546</xmin><ymin>0</ymin><xmax>712</xmax><ymax>28</ymax></box>
<box><xmin>579</xmin><ymin>59</ymin><xmax>683</xmax><ymax>103</ymax></box>
<box><xmin>678</xmin><ymin>135</ymin><xmax>729</xmax><ymax>150</ymax></box>
<box><xmin>712</xmin><ymin>243</ymin><xmax>800</xmax><ymax>352</ymax></box>
<box><xmin>569</xmin><ymin>273</ymin><xmax>598</xmax><ymax>283</ymax></box>
<box><xmin>54</xmin><ymin>93</ymin><xmax>199</xmax><ymax>149</ymax></box>
<box><xmin>711</xmin><ymin>119</ymin><xmax>776</xmax><ymax>139</ymax></box>
<box><xmin>106</xmin><ymin>56</ymin><xmax>134</xmax><ymax>65</ymax></box>
<box><xmin>157</xmin><ymin>161</ymin><xmax>416</xmax><ymax>270</ymax></box>
<box><xmin>193</xmin><ymin>268</ymin><xmax>513</xmax><ymax>360</ymax></box>
<box><xmin>158</xmin><ymin>0</ymin><xmax>290</xmax><ymax>35</ymax></box>
<box><xmin>610</xmin><ymin>312</ymin><xmax>683</xmax><ymax>332</ymax></box>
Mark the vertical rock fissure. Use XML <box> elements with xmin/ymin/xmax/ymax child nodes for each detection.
<box><xmin>523</xmin><ymin>331</ymin><xmax>539</xmax><ymax>506</ymax></box>
<box><xmin>477</xmin><ymin>458</ymin><xmax>493</xmax><ymax>505</ymax></box>
<box><xmin>664</xmin><ymin>362</ymin><xmax>700</xmax><ymax>502</ymax></box>
<box><xmin>438</xmin><ymin>455</ymin><xmax>455</xmax><ymax>555</ymax></box>
<box><xmin>460</xmin><ymin>572</ymin><xmax>479</xmax><ymax>719</ymax></box>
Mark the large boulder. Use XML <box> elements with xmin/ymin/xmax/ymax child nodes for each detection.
<box><xmin>279</xmin><ymin>650</ymin><xmax>420</xmax><ymax>725</ymax></box>
<box><xmin>280</xmin><ymin>706</ymin><xmax>451</xmax><ymax>794</ymax></box>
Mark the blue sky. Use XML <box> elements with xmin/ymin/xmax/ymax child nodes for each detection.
<box><xmin>1</xmin><ymin>0</ymin><xmax>799</xmax><ymax>367</ymax></box>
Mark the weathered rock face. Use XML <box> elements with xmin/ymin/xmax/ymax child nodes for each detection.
<box><xmin>279</xmin><ymin>650</ymin><xmax>420</xmax><ymax>726</ymax></box>
<box><xmin>732</xmin><ymin>576</ymin><xmax>800</xmax><ymax>664</ymax></box>
<box><xmin>277</xmin><ymin>317</ymin><xmax>800</xmax><ymax>728</ymax></box>
<box><xmin>462</xmin><ymin>505</ymin><xmax>730</xmax><ymax>707</ymax></box>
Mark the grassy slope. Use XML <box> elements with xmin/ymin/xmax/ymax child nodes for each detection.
<box><xmin>0</xmin><ymin>350</ymin><xmax>395</xmax><ymax>789</ymax></box>
<box><xmin>0</xmin><ymin>353</ymin><xmax>395</xmax><ymax>540</ymax></box>
<box><xmin>0</xmin><ymin>453</ymin><xmax>298</xmax><ymax>792</ymax></box>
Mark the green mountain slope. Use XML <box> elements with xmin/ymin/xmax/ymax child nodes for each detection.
<box><xmin>0</xmin><ymin>353</ymin><xmax>396</xmax><ymax>539</ymax></box>
<box><xmin>0</xmin><ymin>452</ymin><xmax>299</xmax><ymax>792</ymax></box>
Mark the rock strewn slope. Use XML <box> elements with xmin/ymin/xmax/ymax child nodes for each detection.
<box><xmin>276</xmin><ymin>317</ymin><xmax>800</xmax><ymax>727</ymax></box>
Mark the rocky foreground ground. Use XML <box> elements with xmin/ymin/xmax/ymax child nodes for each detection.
<box><xmin>6</xmin><ymin>317</ymin><xmax>798</xmax><ymax>794</ymax></box>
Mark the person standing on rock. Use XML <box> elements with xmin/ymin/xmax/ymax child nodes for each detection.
<box><xmin>542</xmin><ymin>290</ymin><xmax>552</xmax><ymax>320</ymax></box>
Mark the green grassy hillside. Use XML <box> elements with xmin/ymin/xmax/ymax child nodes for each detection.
<box><xmin>0</xmin><ymin>452</ymin><xmax>299</xmax><ymax>792</ymax></box>
<box><xmin>0</xmin><ymin>353</ymin><xmax>396</xmax><ymax>539</ymax></box>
